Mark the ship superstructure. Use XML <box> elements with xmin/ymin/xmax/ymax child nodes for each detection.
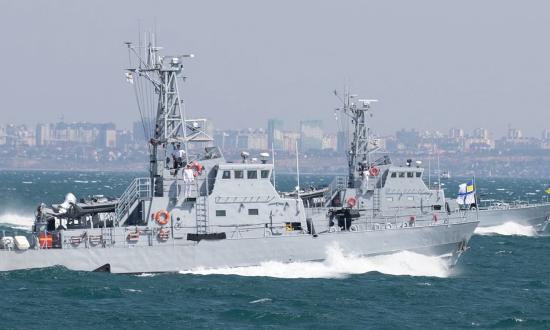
<box><xmin>0</xmin><ymin>40</ymin><xmax>478</xmax><ymax>273</ymax></box>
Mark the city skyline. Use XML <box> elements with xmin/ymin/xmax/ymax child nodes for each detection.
<box><xmin>1</xmin><ymin>1</ymin><xmax>550</xmax><ymax>137</ymax></box>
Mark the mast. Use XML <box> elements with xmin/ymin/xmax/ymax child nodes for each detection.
<box><xmin>125</xmin><ymin>38</ymin><xmax>194</xmax><ymax>194</ymax></box>
<box><xmin>334</xmin><ymin>90</ymin><xmax>378</xmax><ymax>188</ymax></box>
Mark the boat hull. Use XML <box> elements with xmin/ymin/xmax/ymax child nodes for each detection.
<box><xmin>0</xmin><ymin>221</ymin><xmax>478</xmax><ymax>274</ymax></box>
<box><xmin>469</xmin><ymin>204</ymin><xmax>550</xmax><ymax>231</ymax></box>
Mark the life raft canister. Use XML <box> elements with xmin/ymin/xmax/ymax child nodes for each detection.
<box><xmin>38</xmin><ymin>232</ymin><xmax>53</xmax><ymax>249</ymax></box>
<box><xmin>154</xmin><ymin>210</ymin><xmax>170</xmax><ymax>226</ymax></box>
<box><xmin>346</xmin><ymin>196</ymin><xmax>357</xmax><ymax>208</ymax></box>
<box><xmin>369</xmin><ymin>166</ymin><xmax>380</xmax><ymax>176</ymax></box>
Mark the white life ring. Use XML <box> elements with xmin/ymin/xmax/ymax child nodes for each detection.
<box><xmin>374</xmin><ymin>223</ymin><xmax>381</xmax><ymax>230</ymax></box>
<box><xmin>386</xmin><ymin>223</ymin><xmax>393</xmax><ymax>229</ymax></box>
<box><xmin>329</xmin><ymin>226</ymin><xmax>337</xmax><ymax>233</ymax></box>
<box><xmin>349</xmin><ymin>224</ymin><xmax>359</xmax><ymax>232</ymax></box>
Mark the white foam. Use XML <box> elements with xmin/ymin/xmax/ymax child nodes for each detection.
<box><xmin>180</xmin><ymin>245</ymin><xmax>451</xmax><ymax>279</ymax></box>
<box><xmin>475</xmin><ymin>222</ymin><xmax>536</xmax><ymax>236</ymax></box>
<box><xmin>0</xmin><ymin>213</ymin><xmax>34</xmax><ymax>230</ymax></box>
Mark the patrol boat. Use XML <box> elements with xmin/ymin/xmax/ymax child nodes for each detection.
<box><xmin>0</xmin><ymin>40</ymin><xmax>478</xmax><ymax>273</ymax></box>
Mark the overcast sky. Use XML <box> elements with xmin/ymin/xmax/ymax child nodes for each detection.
<box><xmin>0</xmin><ymin>0</ymin><xmax>549</xmax><ymax>136</ymax></box>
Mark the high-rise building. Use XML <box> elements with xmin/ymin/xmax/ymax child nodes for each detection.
<box><xmin>267</xmin><ymin>119</ymin><xmax>284</xmax><ymax>150</ymax></box>
<box><xmin>36</xmin><ymin>124</ymin><xmax>51</xmax><ymax>146</ymax></box>
<box><xmin>449</xmin><ymin>128</ymin><xmax>464</xmax><ymax>139</ymax></box>
<box><xmin>300</xmin><ymin>120</ymin><xmax>323</xmax><ymax>151</ymax></box>
<box><xmin>473</xmin><ymin>128</ymin><xmax>489</xmax><ymax>140</ymax></box>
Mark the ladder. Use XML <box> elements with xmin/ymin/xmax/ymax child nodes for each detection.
<box><xmin>373</xmin><ymin>188</ymin><xmax>381</xmax><ymax>217</ymax></box>
<box><xmin>195</xmin><ymin>195</ymin><xmax>209</xmax><ymax>234</ymax></box>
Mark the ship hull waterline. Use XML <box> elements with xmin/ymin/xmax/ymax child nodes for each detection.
<box><xmin>0</xmin><ymin>221</ymin><xmax>478</xmax><ymax>274</ymax></box>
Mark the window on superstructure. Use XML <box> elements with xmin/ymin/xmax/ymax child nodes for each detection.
<box><xmin>248</xmin><ymin>209</ymin><xmax>259</xmax><ymax>215</ymax></box>
<box><xmin>216</xmin><ymin>210</ymin><xmax>226</xmax><ymax>216</ymax></box>
<box><xmin>407</xmin><ymin>172</ymin><xmax>414</xmax><ymax>178</ymax></box>
<box><xmin>234</xmin><ymin>170</ymin><xmax>244</xmax><ymax>179</ymax></box>
<box><xmin>261</xmin><ymin>170</ymin><xmax>270</xmax><ymax>179</ymax></box>
<box><xmin>391</xmin><ymin>172</ymin><xmax>397</xmax><ymax>178</ymax></box>
<box><xmin>416</xmin><ymin>172</ymin><xmax>421</xmax><ymax>178</ymax></box>
<box><xmin>399</xmin><ymin>172</ymin><xmax>405</xmax><ymax>178</ymax></box>
<box><xmin>247</xmin><ymin>170</ymin><xmax>258</xmax><ymax>179</ymax></box>
<box><xmin>222</xmin><ymin>170</ymin><xmax>231</xmax><ymax>179</ymax></box>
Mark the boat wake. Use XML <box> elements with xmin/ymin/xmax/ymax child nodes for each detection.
<box><xmin>180</xmin><ymin>245</ymin><xmax>451</xmax><ymax>279</ymax></box>
<box><xmin>474</xmin><ymin>222</ymin><xmax>536</xmax><ymax>237</ymax></box>
<box><xmin>0</xmin><ymin>213</ymin><xmax>34</xmax><ymax>231</ymax></box>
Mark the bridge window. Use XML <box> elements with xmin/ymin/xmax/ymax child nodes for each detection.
<box><xmin>247</xmin><ymin>170</ymin><xmax>258</xmax><ymax>179</ymax></box>
<box><xmin>416</xmin><ymin>172</ymin><xmax>421</xmax><ymax>178</ymax></box>
<box><xmin>216</xmin><ymin>210</ymin><xmax>226</xmax><ymax>216</ymax></box>
<box><xmin>222</xmin><ymin>170</ymin><xmax>231</xmax><ymax>179</ymax></box>
<box><xmin>261</xmin><ymin>170</ymin><xmax>270</xmax><ymax>179</ymax></box>
<box><xmin>399</xmin><ymin>172</ymin><xmax>405</xmax><ymax>178</ymax></box>
<box><xmin>407</xmin><ymin>172</ymin><xmax>414</xmax><ymax>178</ymax></box>
<box><xmin>391</xmin><ymin>172</ymin><xmax>397</xmax><ymax>178</ymax></box>
<box><xmin>248</xmin><ymin>209</ymin><xmax>259</xmax><ymax>215</ymax></box>
<box><xmin>234</xmin><ymin>170</ymin><xmax>244</xmax><ymax>179</ymax></box>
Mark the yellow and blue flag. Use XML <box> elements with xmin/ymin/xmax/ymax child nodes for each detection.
<box><xmin>466</xmin><ymin>181</ymin><xmax>475</xmax><ymax>193</ymax></box>
<box><xmin>546</xmin><ymin>186</ymin><xmax>550</xmax><ymax>194</ymax></box>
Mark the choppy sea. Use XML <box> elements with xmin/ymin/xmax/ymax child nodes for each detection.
<box><xmin>0</xmin><ymin>170</ymin><xmax>549</xmax><ymax>329</ymax></box>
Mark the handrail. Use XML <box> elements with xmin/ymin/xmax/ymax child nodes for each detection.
<box><xmin>115</xmin><ymin>177</ymin><xmax>151</xmax><ymax>224</ymax></box>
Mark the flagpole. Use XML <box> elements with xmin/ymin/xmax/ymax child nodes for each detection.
<box><xmin>473</xmin><ymin>175</ymin><xmax>479</xmax><ymax>220</ymax></box>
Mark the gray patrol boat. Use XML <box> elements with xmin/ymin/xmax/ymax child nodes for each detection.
<box><xmin>0</xmin><ymin>40</ymin><xmax>478</xmax><ymax>273</ymax></box>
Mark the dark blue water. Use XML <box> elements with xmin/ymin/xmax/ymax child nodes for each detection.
<box><xmin>0</xmin><ymin>171</ymin><xmax>549</xmax><ymax>329</ymax></box>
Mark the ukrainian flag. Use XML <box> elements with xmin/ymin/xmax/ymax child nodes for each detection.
<box><xmin>466</xmin><ymin>181</ymin><xmax>475</xmax><ymax>193</ymax></box>
<box><xmin>546</xmin><ymin>186</ymin><xmax>550</xmax><ymax>194</ymax></box>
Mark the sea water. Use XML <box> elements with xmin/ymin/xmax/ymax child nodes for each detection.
<box><xmin>0</xmin><ymin>171</ymin><xmax>549</xmax><ymax>329</ymax></box>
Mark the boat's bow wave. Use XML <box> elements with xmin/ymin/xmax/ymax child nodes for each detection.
<box><xmin>475</xmin><ymin>222</ymin><xmax>536</xmax><ymax>237</ymax></box>
<box><xmin>0</xmin><ymin>213</ymin><xmax>34</xmax><ymax>231</ymax></box>
<box><xmin>179</xmin><ymin>244</ymin><xmax>451</xmax><ymax>279</ymax></box>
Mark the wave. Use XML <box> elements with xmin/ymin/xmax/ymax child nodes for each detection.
<box><xmin>0</xmin><ymin>213</ymin><xmax>34</xmax><ymax>231</ymax></box>
<box><xmin>180</xmin><ymin>245</ymin><xmax>451</xmax><ymax>279</ymax></box>
<box><xmin>474</xmin><ymin>222</ymin><xmax>536</xmax><ymax>237</ymax></box>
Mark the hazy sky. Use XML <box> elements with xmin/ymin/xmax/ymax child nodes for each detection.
<box><xmin>0</xmin><ymin>0</ymin><xmax>549</xmax><ymax>136</ymax></box>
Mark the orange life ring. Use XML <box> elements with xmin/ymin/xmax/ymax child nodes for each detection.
<box><xmin>369</xmin><ymin>167</ymin><xmax>380</xmax><ymax>176</ymax></box>
<box><xmin>346</xmin><ymin>196</ymin><xmax>357</xmax><ymax>208</ymax></box>
<box><xmin>154</xmin><ymin>210</ymin><xmax>170</xmax><ymax>226</ymax></box>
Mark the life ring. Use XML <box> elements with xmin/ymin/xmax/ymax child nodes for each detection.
<box><xmin>349</xmin><ymin>224</ymin><xmax>359</xmax><ymax>232</ymax></box>
<box><xmin>402</xmin><ymin>222</ymin><xmax>409</xmax><ymax>228</ymax></box>
<box><xmin>374</xmin><ymin>223</ymin><xmax>381</xmax><ymax>230</ymax></box>
<box><xmin>386</xmin><ymin>223</ymin><xmax>393</xmax><ymax>229</ymax></box>
<box><xmin>369</xmin><ymin>167</ymin><xmax>380</xmax><ymax>177</ymax></box>
<box><xmin>329</xmin><ymin>226</ymin><xmax>337</xmax><ymax>233</ymax></box>
<box><xmin>154</xmin><ymin>210</ymin><xmax>170</xmax><ymax>226</ymax></box>
<box><xmin>346</xmin><ymin>196</ymin><xmax>357</xmax><ymax>208</ymax></box>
